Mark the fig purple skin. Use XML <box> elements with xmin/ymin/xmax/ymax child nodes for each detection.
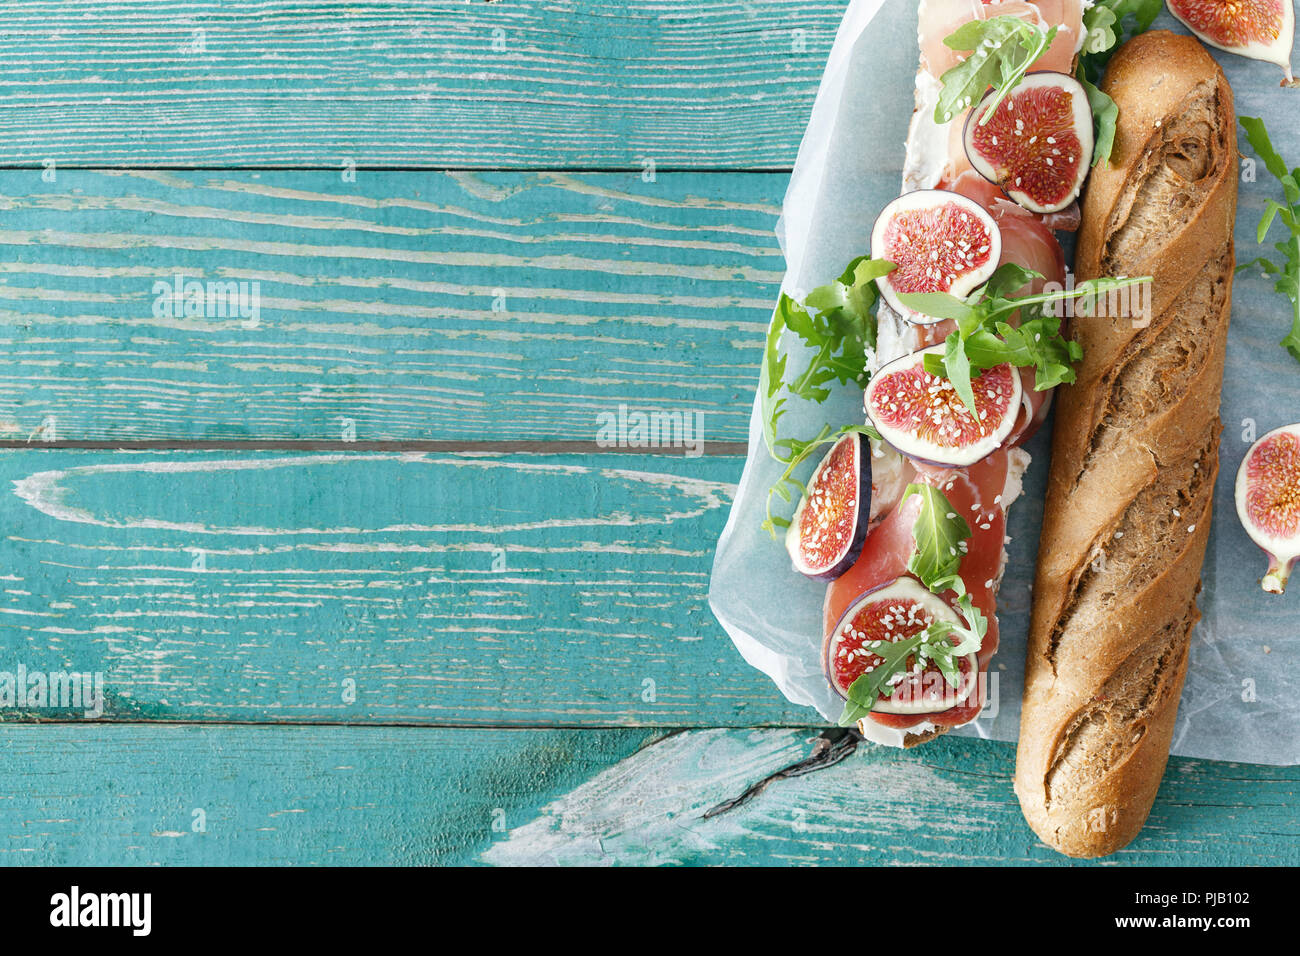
<box><xmin>784</xmin><ymin>431</ymin><xmax>870</xmax><ymax>582</ymax></box>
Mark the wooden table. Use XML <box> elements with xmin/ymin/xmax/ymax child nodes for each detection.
<box><xmin>0</xmin><ymin>0</ymin><xmax>1295</xmax><ymax>866</ymax></box>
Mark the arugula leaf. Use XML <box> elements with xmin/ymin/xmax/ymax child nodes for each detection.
<box><xmin>923</xmin><ymin>591</ymin><xmax>986</xmax><ymax>656</ymax></box>
<box><xmin>759</xmin><ymin>257</ymin><xmax>894</xmax><ymax>537</ymax></box>
<box><xmin>934</xmin><ymin>16</ymin><xmax>1059</xmax><ymax>125</ymax></box>
<box><xmin>1072</xmin><ymin>0</ymin><xmax>1161</xmax><ymax>166</ymax></box>
<box><xmin>1242</xmin><ymin>116</ymin><xmax>1300</xmax><ymax>195</ymax></box>
<box><xmin>1078</xmin><ymin>72</ymin><xmax>1119</xmax><ymax>167</ymax></box>
<box><xmin>965</xmin><ymin>314</ymin><xmax>1084</xmax><ymax>391</ymax></box>
<box><xmin>886</xmin><ymin>292</ymin><xmax>978</xmax><ymax>325</ymax></box>
<box><xmin>903</xmin><ymin>485</ymin><xmax>987</xmax><ymax>658</ymax></box>
<box><xmin>942</xmin><ymin>332</ymin><xmax>978</xmax><ymax>413</ymax></box>
<box><xmin>1238</xmin><ymin>117</ymin><xmax>1300</xmax><ymax>363</ymax></box>
<box><xmin>900</xmin><ymin>267</ymin><xmax>1147</xmax><ymax>413</ymax></box>
<box><xmin>980</xmin><ymin>263</ymin><xmax>1042</xmax><ymax>302</ymax></box>
<box><xmin>902</xmin><ymin>483</ymin><xmax>971</xmax><ymax>589</ymax></box>
<box><xmin>1284</xmin><ymin>316</ymin><xmax>1300</xmax><ymax>362</ymax></box>
<box><xmin>837</xmin><ymin>634</ymin><xmax>924</xmax><ymax>726</ymax></box>
<box><xmin>1080</xmin><ymin>2</ymin><xmax>1118</xmax><ymax>60</ymax></box>
<box><xmin>761</xmin><ymin>257</ymin><xmax>893</xmax><ymax>460</ymax></box>
<box><xmin>1078</xmin><ymin>0</ymin><xmax>1163</xmax><ymax>84</ymax></box>
<box><xmin>759</xmin><ymin>295</ymin><xmax>793</xmax><ymax>457</ymax></box>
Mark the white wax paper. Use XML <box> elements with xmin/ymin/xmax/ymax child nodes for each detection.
<box><xmin>709</xmin><ymin>0</ymin><xmax>1300</xmax><ymax>765</ymax></box>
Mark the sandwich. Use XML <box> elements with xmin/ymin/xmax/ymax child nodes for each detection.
<box><xmin>769</xmin><ymin>0</ymin><xmax>1127</xmax><ymax>746</ymax></box>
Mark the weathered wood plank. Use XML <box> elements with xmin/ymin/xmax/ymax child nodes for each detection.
<box><xmin>0</xmin><ymin>723</ymin><xmax>660</xmax><ymax>865</ymax></box>
<box><xmin>483</xmin><ymin>729</ymin><xmax>1300</xmax><ymax>867</ymax></box>
<box><xmin>1</xmin><ymin>725</ymin><xmax>1293</xmax><ymax>865</ymax></box>
<box><xmin>0</xmin><ymin>169</ymin><xmax>778</xmax><ymax>443</ymax></box>
<box><xmin>0</xmin><ymin>1</ymin><xmax>850</xmax><ymax>169</ymax></box>
<box><xmin>0</xmin><ymin>448</ymin><xmax>814</xmax><ymax>725</ymax></box>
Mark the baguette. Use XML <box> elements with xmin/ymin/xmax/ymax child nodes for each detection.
<box><xmin>1013</xmin><ymin>31</ymin><xmax>1238</xmax><ymax>858</ymax></box>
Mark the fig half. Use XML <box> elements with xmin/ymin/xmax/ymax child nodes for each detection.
<box><xmin>823</xmin><ymin>576</ymin><xmax>978</xmax><ymax>716</ymax></box>
<box><xmin>863</xmin><ymin>345</ymin><xmax>1022</xmax><ymax>468</ymax></box>
<box><xmin>963</xmin><ymin>72</ymin><xmax>1093</xmax><ymax>215</ymax></box>
<box><xmin>1169</xmin><ymin>0</ymin><xmax>1296</xmax><ymax>85</ymax></box>
<box><xmin>784</xmin><ymin>431</ymin><xmax>869</xmax><ymax>581</ymax></box>
<box><xmin>870</xmin><ymin>189</ymin><xmax>1001</xmax><ymax>325</ymax></box>
<box><xmin>1236</xmin><ymin>423</ymin><xmax>1300</xmax><ymax>594</ymax></box>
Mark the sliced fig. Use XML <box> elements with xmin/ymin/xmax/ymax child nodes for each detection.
<box><xmin>1235</xmin><ymin>423</ymin><xmax>1300</xmax><ymax>594</ymax></box>
<box><xmin>784</xmin><ymin>431</ymin><xmax>869</xmax><ymax>581</ymax></box>
<box><xmin>1169</xmin><ymin>0</ymin><xmax>1296</xmax><ymax>85</ymax></box>
<box><xmin>870</xmin><ymin>189</ymin><xmax>1001</xmax><ymax>325</ymax></box>
<box><xmin>963</xmin><ymin>72</ymin><xmax>1093</xmax><ymax>215</ymax></box>
<box><xmin>863</xmin><ymin>345</ymin><xmax>1023</xmax><ymax>467</ymax></box>
<box><xmin>823</xmin><ymin>576</ymin><xmax>978</xmax><ymax>715</ymax></box>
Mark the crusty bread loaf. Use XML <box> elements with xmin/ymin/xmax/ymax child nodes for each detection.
<box><xmin>1013</xmin><ymin>31</ymin><xmax>1237</xmax><ymax>858</ymax></box>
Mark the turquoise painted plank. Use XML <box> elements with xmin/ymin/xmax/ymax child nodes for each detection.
<box><xmin>0</xmin><ymin>169</ymin><xmax>777</xmax><ymax>443</ymax></box>
<box><xmin>0</xmin><ymin>724</ymin><xmax>660</xmax><ymax>865</ymax></box>
<box><xmin>0</xmin><ymin>1</ymin><xmax>849</xmax><ymax>169</ymax></box>
<box><xmin>1</xmin><ymin>725</ymin><xmax>1293</xmax><ymax>865</ymax></box>
<box><xmin>485</xmin><ymin>730</ymin><xmax>1300</xmax><ymax>867</ymax></box>
<box><xmin>0</xmin><ymin>448</ymin><xmax>808</xmax><ymax>726</ymax></box>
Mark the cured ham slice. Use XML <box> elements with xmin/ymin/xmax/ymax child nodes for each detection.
<box><xmin>824</xmin><ymin>450</ymin><xmax>1014</xmax><ymax>730</ymax></box>
<box><xmin>946</xmin><ymin>169</ymin><xmax>1080</xmax><ymax>234</ymax></box>
<box><xmin>1030</xmin><ymin>0</ymin><xmax>1085</xmax><ymax>68</ymax></box>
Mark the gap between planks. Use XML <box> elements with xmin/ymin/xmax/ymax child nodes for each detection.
<box><xmin>0</xmin><ymin>165</ymin><xmax>797</xmax><ymax>175</ymax></box>
<box><xmin>0</xmin><ymin>439</ymin><xmax>751</xmax><ymax>455</ymax></box>
<box><xmin>0</xmin><ymin>718</ymin><xmax>800</xmax><ymax>731</ymax></box>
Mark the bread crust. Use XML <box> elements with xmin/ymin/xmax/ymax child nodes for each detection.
<box><xmin>1013</xmin><ymin>32</ymin><xmax>1237</xmax><ymax>858</ymax></box>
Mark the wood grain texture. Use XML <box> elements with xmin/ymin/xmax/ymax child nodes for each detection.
<box><xmin>0</xmin><ymin>168</ymin><xmax>779</xmax><ymax>443</ymax></box>
<box><xmin>484</xmin><ymin>729</ymin><xmax>1300</xmax><ymax>867</ymax></box>
<box><xmin>0</xmin><ymin>447</ymin><xmax>815</xmax><ymax>726</ymax></box>
<box><xmin>0</xmin><ymin>725</ymin><xmax>1292</xmax><ymax>865</ymax></box>
<box><xmin>0</xmin><ymin>723</ymin><xmax>661</xmax><ymax>865</ymax></box>
<box><xmin>0</xmin><ymin>0</ymin><xmax>849</xmax><ymax>169</ymax></box>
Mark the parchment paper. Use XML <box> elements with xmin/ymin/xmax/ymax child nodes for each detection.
<box><xmin>709</xmin><ymin>0</ymin><xmax>1300</xmax><ymax>765</ymax></box>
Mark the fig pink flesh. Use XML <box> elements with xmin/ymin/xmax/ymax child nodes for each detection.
<box><xmin>877</xmin><ymin>202</ymin><xmax>996</xmax><ymax>295</ymax></box>
<box><xmin>1245</xmin><ymin>430</ymin><xmax>1300</xmax><ymax>539</ymax></box>
<box><xmin>1170</xmin><ymin>0</ymin><xmax>1288</xmax><ymax>46</ymax></box>
<box><xmin>827</xmin><ymin>589</ymin><xmax>976</xmax><ymax>712</ymax></box>
<box><xmin>794</xmin><ymin>437</ymin><xmax>860</xmax><ymax>571</ymax></box>
<box><xmin>947</xmin><ymin>171</ymin><xmax>1070</xmax><ymax>282</ymax></box>
<box><xmin>827</xmin><ymin>592</ymin><xmax>937</xmax><ymax>697</ymax></box>
<box><xmin>870</xmin><ymin>361</ymin><xmax>1018</xmax><ymax>451</ymax></box>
